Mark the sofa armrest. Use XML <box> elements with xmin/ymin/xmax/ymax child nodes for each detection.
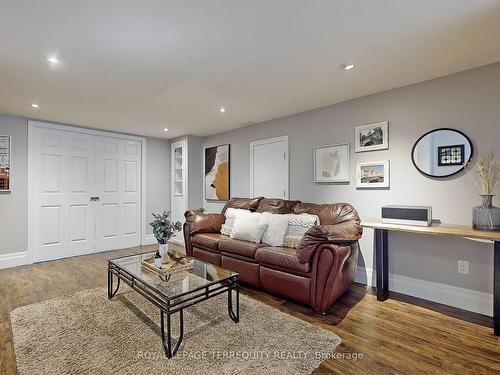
<box><xmin>184</xmin><ymin>210</ymin><xmax>225</xmax><ymax>236</ymax></box>
<box><xmin>310</xmin><ymin>242</ymin><xmax>359</xmax><ymax>313</ymax></box>
<box><xmin>297</xmin><ymin>221</ymin><xmax>362</xmax><ymax>264</ymax></box>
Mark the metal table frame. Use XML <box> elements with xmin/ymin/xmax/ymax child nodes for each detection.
<box><xmin>108</xmin><ymin>256</ymin><xmax>240</xmax><ymax>358</ymax></box>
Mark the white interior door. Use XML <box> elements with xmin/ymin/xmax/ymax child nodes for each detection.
<box><xmin>250</xmin><ymin>136</ymin><xmax>289</xmax><ymax>199</ymax></box>
<box><xmin>95</xmin><ymin>136</ymin><xmax>142</xmax><ymax>251</ymax></box>
<box><xmin>32</xmin><ymin>127</ymin><xmax>95</xmax><ymax>262</ymax></box>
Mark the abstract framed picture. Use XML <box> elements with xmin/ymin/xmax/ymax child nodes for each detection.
<box><xmin>205</xmin><ymin>144</ymin><xmax>230</xmax><ymax>201</ymax></box>
<box><xmin>313</xmin><ymin>143</ymin><xmax>350</xmax><ymax>183</ymax></box>
<box><xmin>437</xmin><ymin>144</ymin><xmax>465</xmax><ymax>166</ymax></box>
<box><xmin>355</xmin><ymin>121</ymin><xmax>389</xmax><ymax>152</ymax></box>
<box><xmin>0</xmin><ymin>135</ymin><xmax>11</xmax><ymax>191</ymax></box>
<box><xmin>356</xmin><ymin>160</ymin><xmax>390</xmax><ymax>189</ymax></box>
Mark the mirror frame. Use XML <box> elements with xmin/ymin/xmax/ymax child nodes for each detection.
<box><xmin>411</xmin><ymin>127</ymin><xmax>474</xmax><ymax>178</ymax></box>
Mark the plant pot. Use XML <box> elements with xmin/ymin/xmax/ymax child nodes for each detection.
<box><xmin>472</xmin><ymin>195</ymin><xmax>500</xmax><ymax>231</ymax></box>
<box><xmin>158</xmin><ymin>241</ymin><xmax>169</xmax><ymax>258</ymax></box>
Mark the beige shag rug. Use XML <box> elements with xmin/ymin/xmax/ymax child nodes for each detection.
<box><xmin>11</xmin><ymin>287</ymin><xmax>341</xmax><ymax>375</ymax></box>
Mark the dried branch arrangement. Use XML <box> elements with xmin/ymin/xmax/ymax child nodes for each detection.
<box><xmin>467</xmin><ymin>151</ymin><xmax>499</xmax><ymax>195</ymax></box>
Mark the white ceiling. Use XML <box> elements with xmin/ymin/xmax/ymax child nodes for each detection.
<box><xmin>1</xmin><ymin>0</ymin><xmax>500</xmax><ymax>139</ymax></box>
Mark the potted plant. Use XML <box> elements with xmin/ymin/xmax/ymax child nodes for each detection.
<box><xmin>467</xmin><ymin>151</ymin><xmax>500</xmax><ymax>231</ymax></box>
<box><xmin>149</xmin><ymin>211</ymin><xmax>182</xmax><ymax>258</ymax></box>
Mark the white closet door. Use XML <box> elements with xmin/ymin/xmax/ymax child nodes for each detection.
<box><xmin>32</xmin><ymin>127</ymin><xmax>95</xmax><ymax>262</ymax></box>
<box><xmin>95</xmin><ymin>136</ymin><xmax>141</xmax><ymax>251</ymax></box>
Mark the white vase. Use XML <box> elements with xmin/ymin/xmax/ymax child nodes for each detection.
<box><xmin>159</xmin><ymin>242</ymin><xmax>169</xmax><ymax>258</ymax></box>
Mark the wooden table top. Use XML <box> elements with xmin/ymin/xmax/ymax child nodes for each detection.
<box><xmin>362</xmin><ymin>219</ymin><xmax>500</xmax><ymax>242</ymax></box>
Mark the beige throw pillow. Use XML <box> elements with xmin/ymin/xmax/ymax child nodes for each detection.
<box><xmin>230</xmin><ymin>218</ymin><xmax>268</xmax><ymax>243</ymax></box>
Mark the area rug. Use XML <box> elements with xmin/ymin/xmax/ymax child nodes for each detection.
<box><xmin>11</xmin><ymin>287</ymin><xmax>341</xmax><ymax>375</ymax></box>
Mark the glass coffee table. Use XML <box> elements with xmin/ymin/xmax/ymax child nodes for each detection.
<box><xmin>108</xmin><ymin>252</ymin><xmax>240</xmax><ymax>358</ymax></box>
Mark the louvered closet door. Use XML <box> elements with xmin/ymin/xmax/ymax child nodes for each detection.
<box><xmin>94</xmin><ymin>136</ymin><xmax>141</xmax><ymax>251</ymax></box>
<box><xmin>32</xmin><ymin>127</ymin><xmax>95</xmax><ymax>262</ymax></box>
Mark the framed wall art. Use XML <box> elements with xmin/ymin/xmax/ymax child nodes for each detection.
<box><xmin>355</xmin><ymin>121</ymin><xmax>389</xmax><ymax>152</ymax></box>
<box><xmin>313</xmin><ymin>143</ymin><xmax>350</xmax><ymax>183</ymax></box>
<box><xmin>0</xmin><ymin>135</ymin><xmax>11</xmax><ymax>191</ymax></box>
<box><xmin>356</xmin><ymin>160</ymin><xmax>390</xmax><ymax>189</ymax></box>
<box><xmin>205</xmin><ymin>144</ymin><xmax>230</xmax><ymax>201</ymax></box>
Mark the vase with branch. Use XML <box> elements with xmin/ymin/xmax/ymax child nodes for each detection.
<box><xmin>466</xmin><ymin>151</ymin><xmax>500</xmax><ymax>231</ymax></box>
<box><xmin>149</xmin><ymin>211</ymin><xmax>182</xmax><ymax>258</ymax></box>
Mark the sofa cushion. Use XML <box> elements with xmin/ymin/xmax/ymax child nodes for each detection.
<box><xmin>222</xmin><ymin>197</ymin><xmax>263</xmax><ymax>214</ymax></box>
<box><xmin>191</xmin><ymin>233</ymin><xmax>228</xmax><ymax>251</ymax></box>
<box><xmin>256</xmin><ymin>198</ymin><xmax>300</xmax><ymax>214</ymax></box>
<box><xmin>219</xmin><ymin>238</ymin><xmax>266</xmax><ymax>259</ymax></box>
<box><xmin>293</xmin><ymin>202</ymin><xmax>360</xmax><ymax>225</ymax></box>
<box><xmin>255</xmin><ymin>246</ymin><xmax>311</xmax><ymax>274</ymax></box>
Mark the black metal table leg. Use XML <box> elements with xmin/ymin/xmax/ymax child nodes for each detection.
<box><xmin>494</xmin><ymin>241</ymin><xmax>499</xmax><ymax>336</ymax></box>
<box><xmin>375</xmin><ymin>228</ymin><xmax>389</xmax><ymax>301</ymax></box>
<box><xmin>161</xmin><ymin>310</ymin><xmax>184</xmax><ymax>358</ymax></box>
<box><xmin>227</xmin><ymin>281</ymin><xmax>240</xmax><ymax>323</ymax></box>
<box><xmin>107</xmin><ymin>265</ymin><xmax>121</xmax><ymax>299</ymax></box>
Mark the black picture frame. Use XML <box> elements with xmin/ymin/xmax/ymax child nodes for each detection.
<box><xmin>411</xmin><ymin>128</ymin><xmax>473</xmax><ymax>178</ymax></box>
<box><xmin>437</xmin><ymin>144</ymin><xmax>465</xmax><ymax>167</ymax></box>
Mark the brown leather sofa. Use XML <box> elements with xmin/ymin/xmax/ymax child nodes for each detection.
<box><xmin>183</xmin><ymin>197</ymin><xmax>362</xmax><ymax>314</ymax></box>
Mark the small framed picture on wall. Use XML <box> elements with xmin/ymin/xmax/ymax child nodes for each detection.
<box><xmin>356</xmin><ymin>160</ymin><xmax>390</xmax><ymax>189</ymax></box>
<box><xmin>313</xmin><ymin>143</ymin><xmax>350</xmax><ymax>183</ymax></box>
<box><xmin>0</xmin><ymin>135</ymin><xmax>11</xmax><ymax>192</ymax></box>
<box><xmin>355</xmin><ymin>121</ymin><xmax>389</xmax><ymax>152</ymax></box>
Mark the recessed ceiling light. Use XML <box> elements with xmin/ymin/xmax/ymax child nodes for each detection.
<box><xmin>46</xmin><ymin>56</ymin><xmax>59</xmax><ymax>64</ymax></box>
<box><xmin>342</xmin><ymin>63</ymin><xmax>355</xmax><ymax>70</ymax></box>
<box><xmin>31</xmin><ymin>103</ymin><xmax>39</xmax><ymax>108</ymax></box>
<box><xmin>219</xmin><ymin>107</ymin><xmax>226</xmax><ymax>113</ymax></box>
<box><xmin>163</xmin><ymin>128</ymin><xmax>169</xmax><ymax>132</ymax></box>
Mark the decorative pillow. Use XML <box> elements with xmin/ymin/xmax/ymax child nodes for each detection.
<box><xmin>230</xmin><ymin>218</ymin><xmax>268</xmax><ymax>243</ymax></box>
<box><xmin>221</xmin><ymin>208</ymin><xmax>260</xmax><ymax>236</ymax></box>
<box><xmin>283</xmin><ymin>213</ymin><xmax>320</xmax><ymax>248</ymax></box>
<box><xmin>259</xmin><ymin>212</ymin><xmax>290</xmax><ymax>247</ymax></box>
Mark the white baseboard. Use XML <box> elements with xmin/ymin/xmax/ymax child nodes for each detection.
<box><xmin>0</xmin><ymin>251</ymin><xmax>30</xmax><ymax>269</ymax></box>
<box><xmin>355</xmin><ymin>266</ymin><xmax>493</xmax><ymax>317</ymax></box>
<box><xmin>142</xmin><ymin>235</ymin><xmax>157</xmax><ymax>246</ymax></box>
<box><xmin>170</xmin><ymin>237</ymin><xmax>184</xmax><ymax>246</ymax></box>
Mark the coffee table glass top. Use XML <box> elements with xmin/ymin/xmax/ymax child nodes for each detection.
<box><xmin>109</xmin><ymin>252</ymin><xmax>238</xmax><ymax>301</ymax></box>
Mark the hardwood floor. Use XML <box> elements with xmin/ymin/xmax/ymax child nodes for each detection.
<box><xmin>1</xmin><ymin>244</ymin><xmax>499</xmax><ymax>374</ymax></box>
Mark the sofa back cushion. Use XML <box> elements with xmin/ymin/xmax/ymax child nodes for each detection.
<box><xmin>221</xmin><ymin>197</ymin><xmax>263</xmax><ymax>214</ymax></box>
<box><xmin>293</xmin><ymin>202</ymin><xmax>360</xmax><ymax>225</ymax></box>
<box><xmin>255</xmin><ymin>198</ymin><xmax>301</xmax><ymax>214</ymax></box>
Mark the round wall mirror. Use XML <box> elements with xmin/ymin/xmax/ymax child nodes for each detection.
<box><xmin>411</xmin><ymin>128</ymin><xmax>473</xmax><ymax>178</ymax></box>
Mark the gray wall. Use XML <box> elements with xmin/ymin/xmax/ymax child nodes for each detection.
<box><xmin>145</xmin><ymin>137</ymin><xmax>171</xmax><ymax>235</ymax></box>
<box><xmin>187</xmin><ymin>135</ymin><xmax>204</xmax><ymax>211</ymax></box>
<box><xmin>0</xmin><ymin>115</ymin><xmax>170</xmax><ymax>254</ymax></box>
<box><xmin>203</xmin><ymin>62</ymin><xmax>500</xmax><ymax>299</ymax></box>
<box><xmin>0</xmin><ymin>115</ymin><xmax>28</xmax><ymax>255</ymax></box>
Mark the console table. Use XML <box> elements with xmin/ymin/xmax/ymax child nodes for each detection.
<box><xmin>362</xmin><ymin>219</ymin><xmax>500</xmax><ymax>336</ymax></box>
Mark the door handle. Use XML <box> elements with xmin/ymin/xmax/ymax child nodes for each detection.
<box><xmin>90</xmin><ymin>197</ymin><xmax>100</xmax><ymax>202</ymax></box>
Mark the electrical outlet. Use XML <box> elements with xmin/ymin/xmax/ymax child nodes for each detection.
<box><xmin>458</xmin><ymin>260</ymin><xmax>469</xmax><ymax>274</ymax></box>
